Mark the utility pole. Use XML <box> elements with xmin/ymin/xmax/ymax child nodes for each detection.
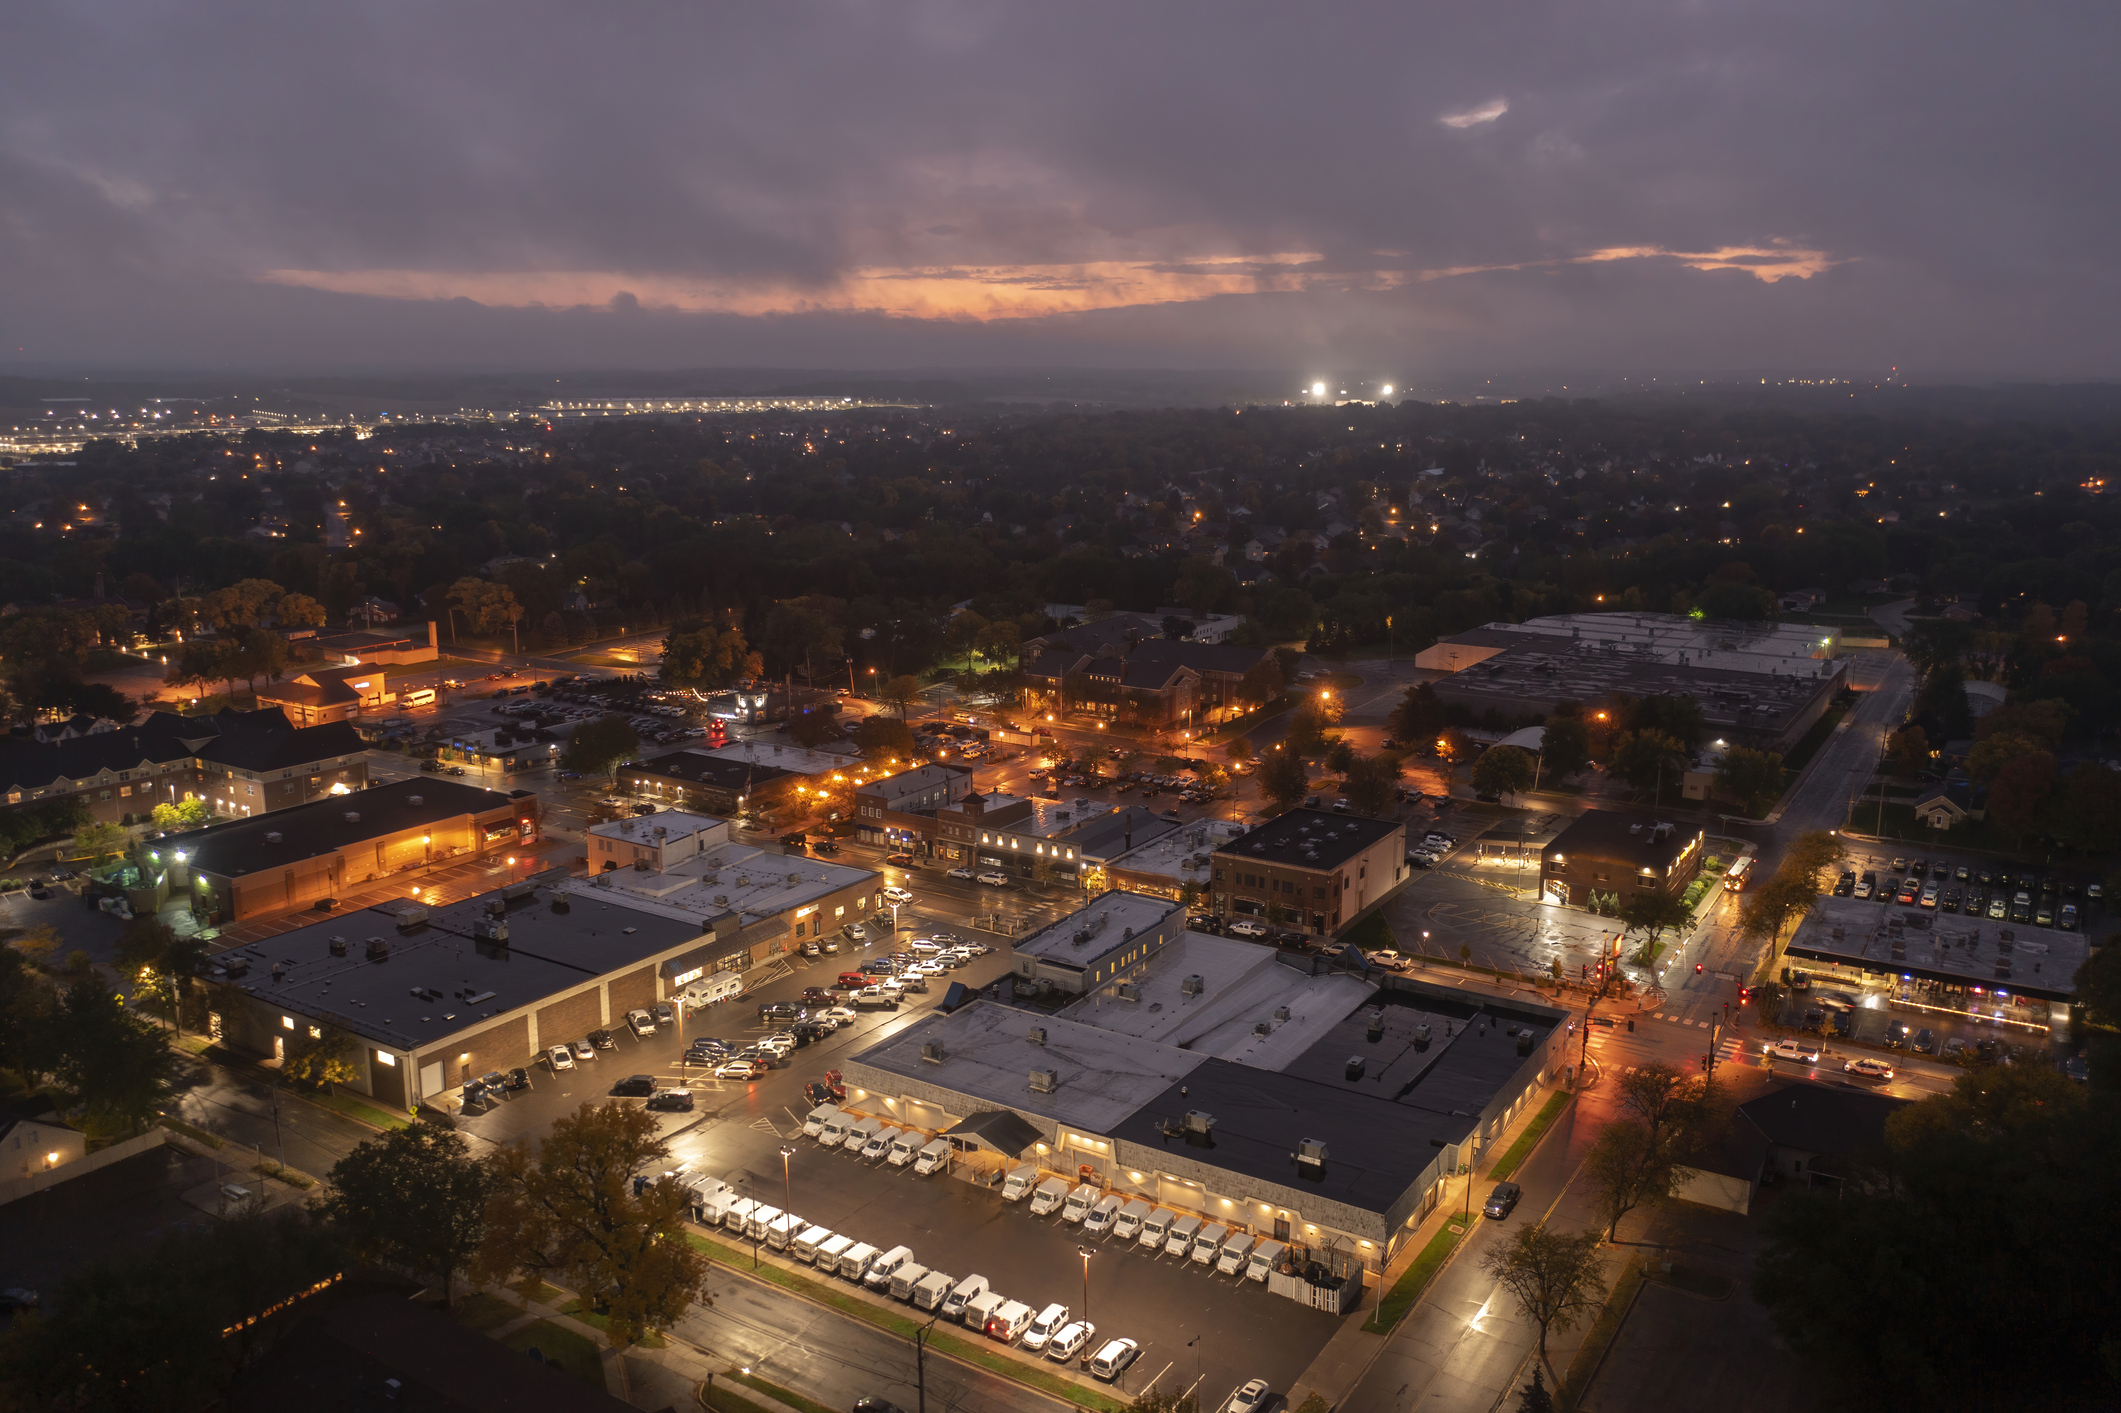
<box><xmin>916</xmin><ymin>1310</ymin><xmax>941</xmax><ymax>1413</ymax></box>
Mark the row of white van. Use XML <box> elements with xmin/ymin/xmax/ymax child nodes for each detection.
<box><xmin>1001</xmin><ymin>1164</ymin><xmax>1286</xmax><ymax>1279</ymax></box>
<box><xmin>688</xmin><ymin>1174</ymin><xmax>1137</xmax><ymax>1375</ymax></box>
<box><xmin>803</xmin><ymin>1105</ymin><xmax>953</xmax><ymax>1173</ymax></box>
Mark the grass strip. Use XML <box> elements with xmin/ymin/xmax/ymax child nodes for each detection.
<box><xmin>1559</xmin><ymin>1256</ymin><xmax>1645</xmax><ymax>1407</ymax></box>
<box><xmin>1362</xmin><ymin>1215</ymin><xmax>1471</xmax><ymax>1334</ymax></box>
<box><xmin>684</xmin><ymin>1232</ymin><xmax>1124</xmax><ymax>1412</ymax></box>
<box><xmin>1486</xmin><ymin>1091</ymin><xmax>1571</xmax><ymax>1183</ymax></box>
<box><xmin>311</xmin><ymin>1089</ymin><xmax>411</xmax><ymax>1130</ymax></box>
<box><xmin>252</xmin><ymin>1158</ymin><xmax>316</xmax><ymax>1189</ymax></box>
<box><xmin>450</xmin><ymin>1292</ymin><xmax>520</xmax><ymax>1333</ymax></box>
<box><xmin>731</xmin><ymin>1370</ymin><xmax>837</xmax><ymax>1413</ymax></box>
<box><xmin>557</xmin><ymin>1299</ymin><xmax>666</xmax><ymax>1348</ymax></box>
<box><xmin>701</xmin><ymin>1382</ymin><xmax>779</xmax><ymax>1413</ymax></box>
<box><xmin>159</xmin><ymin>1115</ymin><xmax>223</xmax><ymax>1149</ymax></box>
<box><xmin>533</xmin><ymin>1281</ymin><xmax>569</xmax><ymax>1308</ymax></box>
<box><xmin>501</xmin><ymin>1318</ymin><xmax>607</xmax><ymax>1392</ymax></box>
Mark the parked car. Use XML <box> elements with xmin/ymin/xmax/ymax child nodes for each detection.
<box><xmin>1844</xmin><ymin>1057</ymin><xmax>1894</xmax><ymax>1081</ymax></box>
<box><xmin>1227</xmin><ymin>919</ymin><xmax>1268</xmax><ymax>939</ymax></box>
<box><xmin>1089</xmin><ymin>1338</ymin><xmax>1142</xmax><ymax>1381</ymax></box>
<box><xmin>882</xmin><ymin>885</ymin><xmax>914</xmax><ymax>905</ymax></box>
<box><xmin>626</xmin><ymin>1008</ymin><xmax>657</xmax><ymax>1037</ymax></box>
<box><xmin>503</xmin><ymin>1067</ymin><xmax>529</xmax><ymax>1091</ymax></box>
<box><xmin>610</xmin><ymin>1074</ymin><xmax>656</xmax><ymax>1097</ymax></box>
<box><xmin>572</xmin><ymin>1038</ymin><xmax>595</xmax><ymax>1061</ymax></box>
<box><xmin>1223</xmin><ymin>1380</ymin><xmax>1271</xmax><ymax>1413</ymax></box>
<box><xmin>588</xmin><ymin>1028</ymin><xmax>616</xmax><ymax>1050</ymax></box>
<box><xmin>947</xmin><ymin>866</ymin><xmax>976</xmax><ymax>880</ymax></box>
<box><xmin>1482</xmin><ymin>1182</ymin><xmax>1521</xmax><ymax>1219</ymax></box>
<box><xmin>646</xmin><ymin>1089</ymin><xmax>695</xmax><ymax>1112</ymax></box>
<box><xmin>548</xmin><ymin>1044</ymin><xmax>574</xmax><ymax>1070</ymax></box>
<box><xmin>1047</xmin><ymin>1320</ymin><xmax>1096</xmax><ymax>1362</ymax></box>
<box><xmin>716</xmin><ymin>1059</ymin><xmax>767</xmax><ymax>1081</ymax></box>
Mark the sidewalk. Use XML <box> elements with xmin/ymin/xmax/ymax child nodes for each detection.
<box><xmin>1284</xmin><ymin>1077</ymin><xmax>1579</xmax><ymax>1410</ymax></box>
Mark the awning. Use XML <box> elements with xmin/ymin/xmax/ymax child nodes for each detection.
<box><xmin>942</xmin><ymin>1110</ymin><xmax>1044</xmax><ymax>1159</ymax></box>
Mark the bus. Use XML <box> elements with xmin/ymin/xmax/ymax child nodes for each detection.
<box><xmin>1722</xmin><ymin>855</ymin><xmax>1754</xmax><ymax>893</ymax></box>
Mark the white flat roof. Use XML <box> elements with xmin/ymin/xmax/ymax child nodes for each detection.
<box><xmin>1015</xmin><ymin>891</ymin><xmax>1180</xmax><ymax>962</ymax></box>
<box><xmin>564</xmin><ymin>843</ymin><xmax>875</xmax><ymax>925</ymax></box>
<box><xmin>850</xmin><ymin>1000</ymin><xmax>1209</xmax><ymax>1133</ymax></box>
<box><xmin>1056</xmin><ymin>932</ymin><xmax>1377</xmax><ymax>1069</ymax></box>
<box><xmin>1108</xmin><ymin>819</ymin><xmax>1248</xmax><ymax>885</ymax></box>
<box><xmin>703</xmin><ymin>740</ymin><xmax>861</xmax><ymax>776</ymax></box>
<box><xmin>589</xmin><ymin>809</ymin><xmax>725</xmax><ymax>846</ymax></box>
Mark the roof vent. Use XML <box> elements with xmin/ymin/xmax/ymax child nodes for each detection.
<box><xmin>1027</xmin><ymin>1026</ymin><xmax>1047</xmax><ymax>1045</ymax></box>
<box><xmin>464</xmin><ymin>991</ymin><xmax>496</xmax><ymax>1006</ymax></box>
<box><xmin>1273</xmin><ymin>1006</ymin><xmax>1290</xmax><ymax>1022</ymax></box>
<box><xmin>407</xmin><ymin>794</ymin><xmax>422</xmax><ymax>806</ymax></box>
<box><xmin>1254</xmin><ymin>1021</ymin><xmax>1271</xmax><ymax>1036</ymax></box>
<box><xmin>265</xmin><ymin>831</ymin><xmax>283</xmax><ymax>844</ymax></box>
<box><xmin>1180</xmin><ymin>974</ymin><xmax>1205</xmax><ymax>997</ymax></box>
<box><xmin>328</xmin><ymin>937</ymin><xmax>347</xmax><ymax>957</ymax></box>
<box><xmin>1296</xmin><ymin>1137</ymin><xmax>1329</xmax><ymax>1166</ymax></box>
<box><xmin>1028</xmin><ymin>1068</ymin><xmax>1058</xmax><ymax>1093</ymax></box>
<box><xmin>365</xmin><ymin>937</ymin><xmax>390</xmax><ymax>962</ymax></box>
<box><xmin>344</xmin><ymin>811</ymin><xmax>361</xmax><ymax>823</ymax></box>
<box><xmin>1628</xmin><ymin>822</ymin><xmax>1641</xmax><ymax>835</ymax></box>
<box><xmin>920</xmin><ymin>1042</ymin><xmax>947</xmax><ymax>1064</ymax></box>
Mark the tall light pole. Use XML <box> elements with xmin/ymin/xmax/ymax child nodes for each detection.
<box><xmin>779</xmin><ymin>1145</ymin><xmax>794</xmax><ymax>1215</ymax></box>
<box><xmin>915</xmin><ymin>1310</ymin><xmax>941</xmax><ymax>1413</ymax></box>
<box><xmin>1076</xmin><ymin>1245</ymin><xmax>1095</xmax><ymax>1327</ymax></box>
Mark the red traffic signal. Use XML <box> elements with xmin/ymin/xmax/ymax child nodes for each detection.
<box><xmin>1695</xmin><ymin>963</ymin><xmax>1704</xmax><ymax>974</ymax></box>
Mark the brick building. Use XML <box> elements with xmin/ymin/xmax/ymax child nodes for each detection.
<box><xmin>1538</xmin><ymin>811</ymin><xmax>1704</xmax><ymax>910</ymax></box>
<box><xmin>1210</xmin><ymin>808</ymin><xmax>1408</xmax><ymax>938</ymax></box>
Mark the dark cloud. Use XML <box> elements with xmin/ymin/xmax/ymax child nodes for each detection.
<box><xmin>1</xmin><ymin>1</ymin><xmax>2113</xmax><ymax>375</ymax></box>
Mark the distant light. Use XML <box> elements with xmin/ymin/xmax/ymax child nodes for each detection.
<box><xmin>1380</xmin><ymin>385</ymin><xmax>1394</xmax><ymax>396</ymax></box>
<box><xmin>1310</xmin><ymin>382</ymin><xmax>1326</xmax><ymax>397</ymax></box>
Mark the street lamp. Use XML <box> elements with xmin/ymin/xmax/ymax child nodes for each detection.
<box><xmin>780</xmin><ymin>1145</ymin><xmax>794</xmax><ymax>1215</ymax></box>
<box><xmin>1076</xmin><ymin>1245</ymin><xmax>1095</xmax><ymax>1325</ymax></box>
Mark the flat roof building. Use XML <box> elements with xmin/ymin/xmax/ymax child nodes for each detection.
<box><xmin>1210</xmin><ymin>808</ymin><xmax>1408</xmax><ymax>939</ymax></box>
<box><xmin>587</xmin><ymin>809</ymin><xmax>730</xmax><ymax>874</ymax></box>
<box><xmin>616</xmin><ymin>748</ymin><xmax>798</xmax><ymax>817</ymax></box>
<box><xmin>1539</xmin><ymin>810</ymin><xmax>1704</xmax><ymax>910</ymax></box>
<box><xmin>1011</xmin><ymin>889</ymin><xmax>1186</xmax><ymax>995</ymax></box>
<box><xmin>1784</xmin><ymin>895</ymin><xmax>2081</xmax><ymax>1021</ymax></box>
<box><xmin>564</xmin><ymin>840</ymin><xmax>882</xmax><ymax>958</ymax></box>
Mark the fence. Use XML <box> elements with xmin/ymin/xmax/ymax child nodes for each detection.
<box><xmin>0</xmin><ymin>1127</ymin><xmax>165</xmax><ymax>1207</ymax></box>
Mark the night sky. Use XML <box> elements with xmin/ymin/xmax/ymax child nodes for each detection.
<box><xmin>4</xmin><ymin>2</ymin><xmax>2115</xmax><ymax>376</ymax></box>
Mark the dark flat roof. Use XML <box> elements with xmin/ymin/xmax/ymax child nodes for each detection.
<box><xmin>944</xmin><ymin>1109</ymin><xmax>1044</xmax><ymax>1157</ymax></box>
<box><xmin>622</xmin><ymin>749</ymin><xmax>795</xmax><ymax>790</ymax></box>
<box><xmin>1056</xmin><ymin>805</ymin><xmax>1179</xmax><ymax>859</ymax></box>
<box><xmin>1215</xmin><ymin>808</ymin><xmax>1402</xmax><ymax>872</ymax></box>
<box><xmin>183</xmin><ymin>778</ymin><xmax>518</xmax><ymax>880</ymax></box>
<box><xmin>1543</xmin><ymin>810</ymin><xmax>1701</xmax><ymax>869</ymax></box>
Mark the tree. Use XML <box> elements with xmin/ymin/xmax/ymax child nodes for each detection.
<box><xmin>661</xmin><ymin>617</ymin><xmax>762</xmax><ymax>688</ymax></box>
<box><xmin>1885</xmin><ymin>724</ymin><xmax>1930</xmax><ymax>776</ymax></box>
<box><xmin>1738</xmin><ymin>831</ymin><xmax>1845</xmax><ymax>943</ymax></box>
<box><xmin>71</xmin><ymin>819</ymin><xmax>128</xmax><ymax>865</ymax></box>
<box><xmin>472</xmin><ymin>1101</ymin><xmax>710</xmax><ymax>1347</ymax></box>
<box><xmin>323</xmin><ymin>1123</ymin><xmax>491</xmax><ymax>1309</ymax></box>
<box><xmin>1985</xmin><ymin>750</ymin><xmax>2057</xmax><ymax>839</ymax></box>
<box><xmin>0</xmin><ymin>944</ymin><xmax>59</xmax><ymax>1092</ymax></box>
<box><xmin>1539</xmin><ymin>715</ymin><xmax>1590</xmax><ymax>781</ymax></box>
<box><xmin>1712</xmin><ymin>745</ymin><xmax>1786</xmax><ymax>816</ymax></box>
<box><xmin>1619</xmin><ymin>892</ymin><xmax>1693</xmax><ymax>959</ymax></box>
<box><xmin>785</xmin><ymin>705</ymin><xmax>844</xmax><ymax>748</ymax></box>
<box><xmin>562</xmin><ymin>714</ymin><xmax>641</xmax><ymax>781</ymax></box>
<box><xmin>1225</xmin><ymin>736</ymin><xmax>1254</xmax><ymax>763</ymax></box>
<box><xmin>200</xmin><ymin>578</ymin><xmax>284</xmax><ymax>630</ymax></box>
<box><xmin>150</xmin><ymin>797</ymin><xmax>211</xmax><ymax>831</ymax></box>
<box><xmin>1480</xmin><ymin>1224</ymin><xmax>1608</xmax><ymax>1377</ymax></box>
<box><xmin>282</xmin><ymin>1021</ymin><xmax>360</xmax><ymax>1088</ymax></box>
<box><xmin>1257</xmin><ymin>748</ymin><xmax>1310</xmax><ymax>809</ymax></box>
<box><xmin>1515</xmin><ymin>1367</ymin><xmax>1557</xmax><ymax>1413</ymax></box>
<box><xmin>1237</xmin><ymin>655</ymin><xmax>1284</xmax><ymax>707</ymax></box>
<box><xmin>851</xmin><ymin>715</ymin><xmax>916</xmax><ymax>760</ymax></box>
<box><xmin>1472</xmin><ymin>745</ymin><xmax>1537</xmax><ymax>801</ymax></box>
<box><xmin>1343</xmin><ymin>753</ymin><xmax>1400</xmax><ymax>816</ymax></box>
<box><xmin>1435</xmin><ymin>726</ymin><xmax>1471</xmax><ymax>771</ymax></box>
<box><xmin>945</xmin><ymin>608</ymin><xmax>988</xmax><ymax>671</ymax></box>
<box><xmin>879</xmin><ymin>674</ymin><xmax>922</xmax><ymax>719</ymax></box>
<box><xmin>1584</xmin><ymin>1062</ymin><xmax>1721</xmax><ymax>1241</ymax></box>
<box><xmin>275</xmin><ymin>591</ymin><xmax>327</xmax><ymax>628</ymax></box>
<box><xmin>448</xmin><ymin>577</ymin><xmax>522</xmax><ymax>642</ymax></box>
<box><xmin>1324</xmin><ymin>737</ymin><xmax>1356</xmax><ymax>774</ymax></box>
<box><xmin>47</xmin><ymin>979</ymin><xmax>179</xmax><ymax>1136</ymax></box>
<box><xmin>1610</xmin><ymin>728</ymin><xmax>1687</xmax><ymax>801</ymax></box>
<box><xmin>1388</xmin><ymin>681</ymin><xmax>1448</xmax><ymax>744</ymax></box>
<box><xmin>764</xmin><ymin>598</ymin><xmax>846</xmax><ymax>681</ymax></box>
<box><xmin>1620</xmin><ymin>693</ymin><xmax>1706</xmax><ymax>750</ymax></box>
<box><xmin>1965</xmin><ymin>729</ymin><xmax>2044</xmax><ymax>787</ymax></box>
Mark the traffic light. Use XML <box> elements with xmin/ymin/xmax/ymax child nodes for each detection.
<box><xmin>1695</xmin><ymin>963</ymin><xmax>1704</xmax><ymax>974</ymax></box>
<box><xmin>1738</xmin><ymin>986</ymin><xmax>1752</xmax><ymax>1004</ymax></box>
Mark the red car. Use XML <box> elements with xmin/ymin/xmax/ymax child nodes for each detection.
<box><xmin>837</xmin><ymin>972</ymin><xmax>871</xmax><ymax>990</ymax></box>
<box><xmin>801</xmin><ymin>987</ymin><xmax>834</xmax><ymax>1005</ymax></box>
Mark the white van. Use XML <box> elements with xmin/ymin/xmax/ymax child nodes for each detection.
<box><xmin>816</xmin><ymin>1233</ymin><xmax>854</xmax><ymax>1270</ymax></box>
<box><xmin>723</xmin><ymin>1196</ymin><xmax>757</xmax><ymax>1234</ymax></box>
<box><xmin>1164</xmin><ymin>1213</ymin><xmax>1203</xmax><ymax>1256</ymax></box>
<box><xmin>691</xmin><ymin>1180</ymin><xmax>738</xmax><ymax>1226</ymax></box>
<box><xmin>1139</xmin><ymin>1207</ymin><xmax>1176</xmax><ymax>1250</ymax></box>
<box><xmin>802</xmin><ymin>1104</ymin><xmax>843</xmax><ymax>1139</ymax></box>
<box><xmin>1113</xmin><ymin>1198</ymin><xmax>1154</xmax><ymax>1241</ymax></box>
<box><xmin>985</xmin><ymin>1299</ymin><xmax>1035</xmax><ymax>1343</ymax></box>
<box><xmin>1029</xmin><ymin>1176</ymin><xmax>1070</xmax><ymax>1216</ymax></box>
<box><xmin>1190</xmin><ymin>1222</ymin><xmax>1229</xmax><ymax>1265</ymax></box>
<box><xmin>767</xmin><ymin>1211</ymin><xmax>806</xmax><ymax>1250</ymax></box>
<box><xmin>943</xmin><ymin>1274</ymin><xmax>990</xmax><ymax>1322</ymax></box>
<box><xmin>859</xmin><ymin>1125</ymin><xmax>898</xmax><ymax>1162</ymax></box>
<box><xmin>818</xmin><ymin>1112</ymin><xmax>857</xmax><ymax>1149</ymax></box>
<box><xmin>912</xmin><ymin>1269</ymin><xmax>955</xmax><ymax>1311</ymax></box>
<box><xmin>1247</xmin><ymin>1238</ymin><xmax>1287</xmax><ymax>1282</ymax></box>
<box><xmin>1060</xmin><ymin>1183</ymin><xmax>1099</xmax><ymax>1223</ymax></box>
<box><xmin>963</xmin><ymin>1288</ymin><xmax>1006</xmax><ymax>1331</ymax></box>
<box><xmin>889</xmin><ymin>1261</ymin><xmax>930</xmax><ymax>1301</ymax></box>
<box><xmin>1215</xmin><ymin>1232</ymin><xmax>1257</xmax><ymax>1275</ymax></box>
<box><xmin>1082</xmin><ymin>1193</ymin><xmax>1124</xmax><ymax>1235</ymax></box>
<box><xmin>1001</xmin><ymin>1164</ymin><xmax>1040</xmax><ymax>1202</ymax></box>
<box><xmin>864</xmin><ymin>1245</ymin><xmax>915</xmax><ymax>1291</ymax></box>
<box><xmin>1021</xmin><ymin>1302</ymin><xmax>1072</xmax><ymax>1353</ymax></box>
<box><xmin>793</xmin><ymin>1225</ymin><xmax>834</xmax><ymax>1264</ymax></box>
<box><xmin>886</xmin><ymin>1131</ymin><xmax>924</xmax><ymax>1167</ymax></box>
<box><xmin>845</xmin><ymin>1116</ymin><xmax>884</xmax><ymax>1155</ymax></box>
<box><xmin>839</xmin><ymin>1241</ymin><xmax>880</xmax><ymax>1280</ymax></box>
<box><xmin>913</xmin><ymin>1137</ymin><xmax>953</xmax><ymax>1175</ymax></box>
<box><xmin>746</xmin><ymin>1204</ymin><xmax>782</xmax><ymax>1241</ymax></box>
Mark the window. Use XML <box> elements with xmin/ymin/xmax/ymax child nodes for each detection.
<box><xmin>281</xmin><ymin>1016</ymin><xmax>295</xmax><ymax>1030</ymax></box>
<box><xmin>375</xmin><ymin>1051</ymin><xmax>396</xmax><ymax>1067</ymax></box>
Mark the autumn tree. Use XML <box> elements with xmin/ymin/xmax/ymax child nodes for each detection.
<box><xmin>1481</xmin><ymin>1224</ymin><xmax>1608</xmax><ymax>1378</ymax></box>
<box><xmin>878</xmin><ymin>674</ymin><xmax>922</xmax><ymax>719</ymax></box>
<box><xmin>472</xmin><ymin>1102</ymin><xmax>710</xmax><ymax>1347</ymax></box>
<box><xmin>1584</xmin><ymin>1062</ymin><xmax>1723</xmax><ymax>1240</ymax></box>
<box><xmin>1256</xmin><ymin>748</ymin><xmax>1310</xmax><ymax>810</ymax></box>
<box><xmin>1472</xmin><ymin>745</ymin><xmax>1537</xmax><ymax>801</ymax></box>
<box><xmin>324</xmin><ymin>1123</ymin><xmax>491</xmax><ymax>1308</ymax></box>
<box><xmin>662</xmin><ymin>617</ymin><xmax>763</xmax><ymax>688</ymax></box>
<box><xmin>1712</xmin><ymin>745</ymin><xmax>1787</xmax><ymax>816</ymax></box>
<box><xmin>282</xmin><ymin>1021</ymin><xmax>361</xmax><ymax>1088</ymax></box>
<box><xmin>1738</xmin><ymin>831</ymin><xmax>1845</xmax><ymax>944</ymax></box>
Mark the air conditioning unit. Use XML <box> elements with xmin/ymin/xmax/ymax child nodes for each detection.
<box><xmin>1184</xmin><ymin>1109</ymin><xmax>1215</xmax><ymax>1133</ymax></box>
<box><xmin>1027</xmin><ymin>1027</ymin><xmax>1047</xmax><ymax>1045</ymax></box>
<box><xmin>265</xmin><ymin>831</ymin><xmax>283</xmax><ymax>844</ymax></box>
<box><xmin>328</xmin><ymin>937</ymin><xmax>347</xmax><ymax>957</ymax></box>
<box><xmin>344</xmin><ymin>811</ymin><xmax>361</xmax><ymax>823</ymax></box>
<box><xmin>920</xmin><ymin>1042</ymin><xmax>947</xmax><ymax>1064</ymax></box>
<box><xmin>1180</xmin><ymin>974</ymin><xmax>1205</xmax><ymax>997</ymax></box>
<box><xmin>1028</xmin><ymin>1068</ymin><xmax>1058</xmax><ymax>1093</ymax></box>
<box><xmin>1273</xmin><ymin>1006</ymin><xmax>1290</xmax><ymax>1022</ymax></box>
<box><xmin>1296</xmin><ymin>1137</ymin><xmax>1329</xmax><ymax>1166</ymax></box>
<box><xmin>364</xmin><ymin>938</ymin><xmax>390</xmax><ymax>962</ymax></box>
<box><xmin>407</xmin><ymin>795</ymin><xmax>422</xmax><ymax>806</ymax></box>
<box><xmin>396</xmin><ymin>906</ymin><xmax>428</xmax><ymax>931</ymax></box>
<box><xmin>1254</xmin><ymin>1021</ymin><xmax>1271</xmax><ymax>1035</ymax></box>
<box><xmin>1116</xmin><ymin>983</ymin><xmax>1141</xmax><ymax>1002</ymax></box>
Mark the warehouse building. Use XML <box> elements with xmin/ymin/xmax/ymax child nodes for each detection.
<box><xmin>843</xmin><ymin>930</ymin><xmax>1568</xmax><ymax>1283</ymax></box>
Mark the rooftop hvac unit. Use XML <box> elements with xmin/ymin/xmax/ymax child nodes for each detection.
<box><xmin>395</xmin><ymin>907</ymin><xmax>429</xmax><ymax>931</ymax></box>
<box><xmin>1296</xmin><ymin>1137</ymin><xmax>1329</xmax><ymax>1166</ymax></box>
<box><xmin>1254</xmin><ymin>1021</ymin><xmax>1271</xmax><ymax>1035</ymax></box>
<box><xmin>1028</xmin><ymin>1068</ymin><xmax>1058</xmax><ymax>1093</ymax></box>
<box><xmin>364</xmin><ymin>938</ymin><xmax>390</xmax><ymax>962</ymax></box>
<box><xmin>1413</xmin><ymin>1023</ymin><xmax>1432</xmax><ymax>1050</ymax></box>
<box><xmin>344</xmin><ymin>811</ymin><xmax>361</xmax><ymax>823</ymax></box>
<box><xmin>1116</xmin><ymin>983</ymin><xmax>1141</xmax><ymax>1002</ymax></box>
<box><xmin>713</xmin><ymin>894</ymin><xmax>729</xmax><ymax>905</ymax></box>
<box><xmin>1184</xmin><ymin>1110</ymin><xmax>1216</xmax><ymax>1133</ymax></box>
<box><xmin>920</xmin><ymin>1042</ymin><xmax>947</xmax><ymax>1064</ymax></box>
<box><xmin>1273</xmin><ymin>1006</ymin><xmax>1290</xmax><ymax>1022</ymax></box>
<box><xmin>265</xmin><ymin>831</ymin><xmax>283</xmax><ymax>844</ymax></box>
<box><xmin>1344</xmin><ymin>1056</ymin><xmax>1365</xmax><ymax>1081</ymax></box>
<box><xmin>328</xmin><ymin>937</ymin><xmax>347</xmax><ymax>957</ymax></box>
<box><xmin>407</xmin><ymin>795</ymin><xmax>422</xmax><ymax>806</ymax></box>
<box><xmin>1181</xmin><ymin>974</ymin><xmax>1206</xmax><ymax>997</ymax></box>
<box><xmin>1027</xmin><ymin>1026</ymin><xmax>1047</xmax><ymax>1045</ymax></box>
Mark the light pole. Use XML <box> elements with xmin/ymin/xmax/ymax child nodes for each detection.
<box><xmin>915</xmin><ymin>1310</ymin><xmax>941</xmax><ymax>1413</ymax></box>
<box><xmin>779</xmin><ymin>1145</ymin><xmax>794</xmax><ymax>1215</ymax></box>
<box><xmin>1076</xmin><ymin>1245</ymin><xmax>1095</xmax><ymax>1328</ymax></box>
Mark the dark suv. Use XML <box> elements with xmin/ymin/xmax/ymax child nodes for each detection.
<box><xmin>758</xmin><ymin>1001</ymin><xmax>806</xmax><ymax>1022</ymax></box>
<box><xmin>611</xmin><ymin>1074</ymin><xmax>656</xmax><ymax>1097</ymax></box>
<box><xmin>1483</xmin><ymin>1182</ymin><xmax>1522</xmax><ymax>1219</ymax></box>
